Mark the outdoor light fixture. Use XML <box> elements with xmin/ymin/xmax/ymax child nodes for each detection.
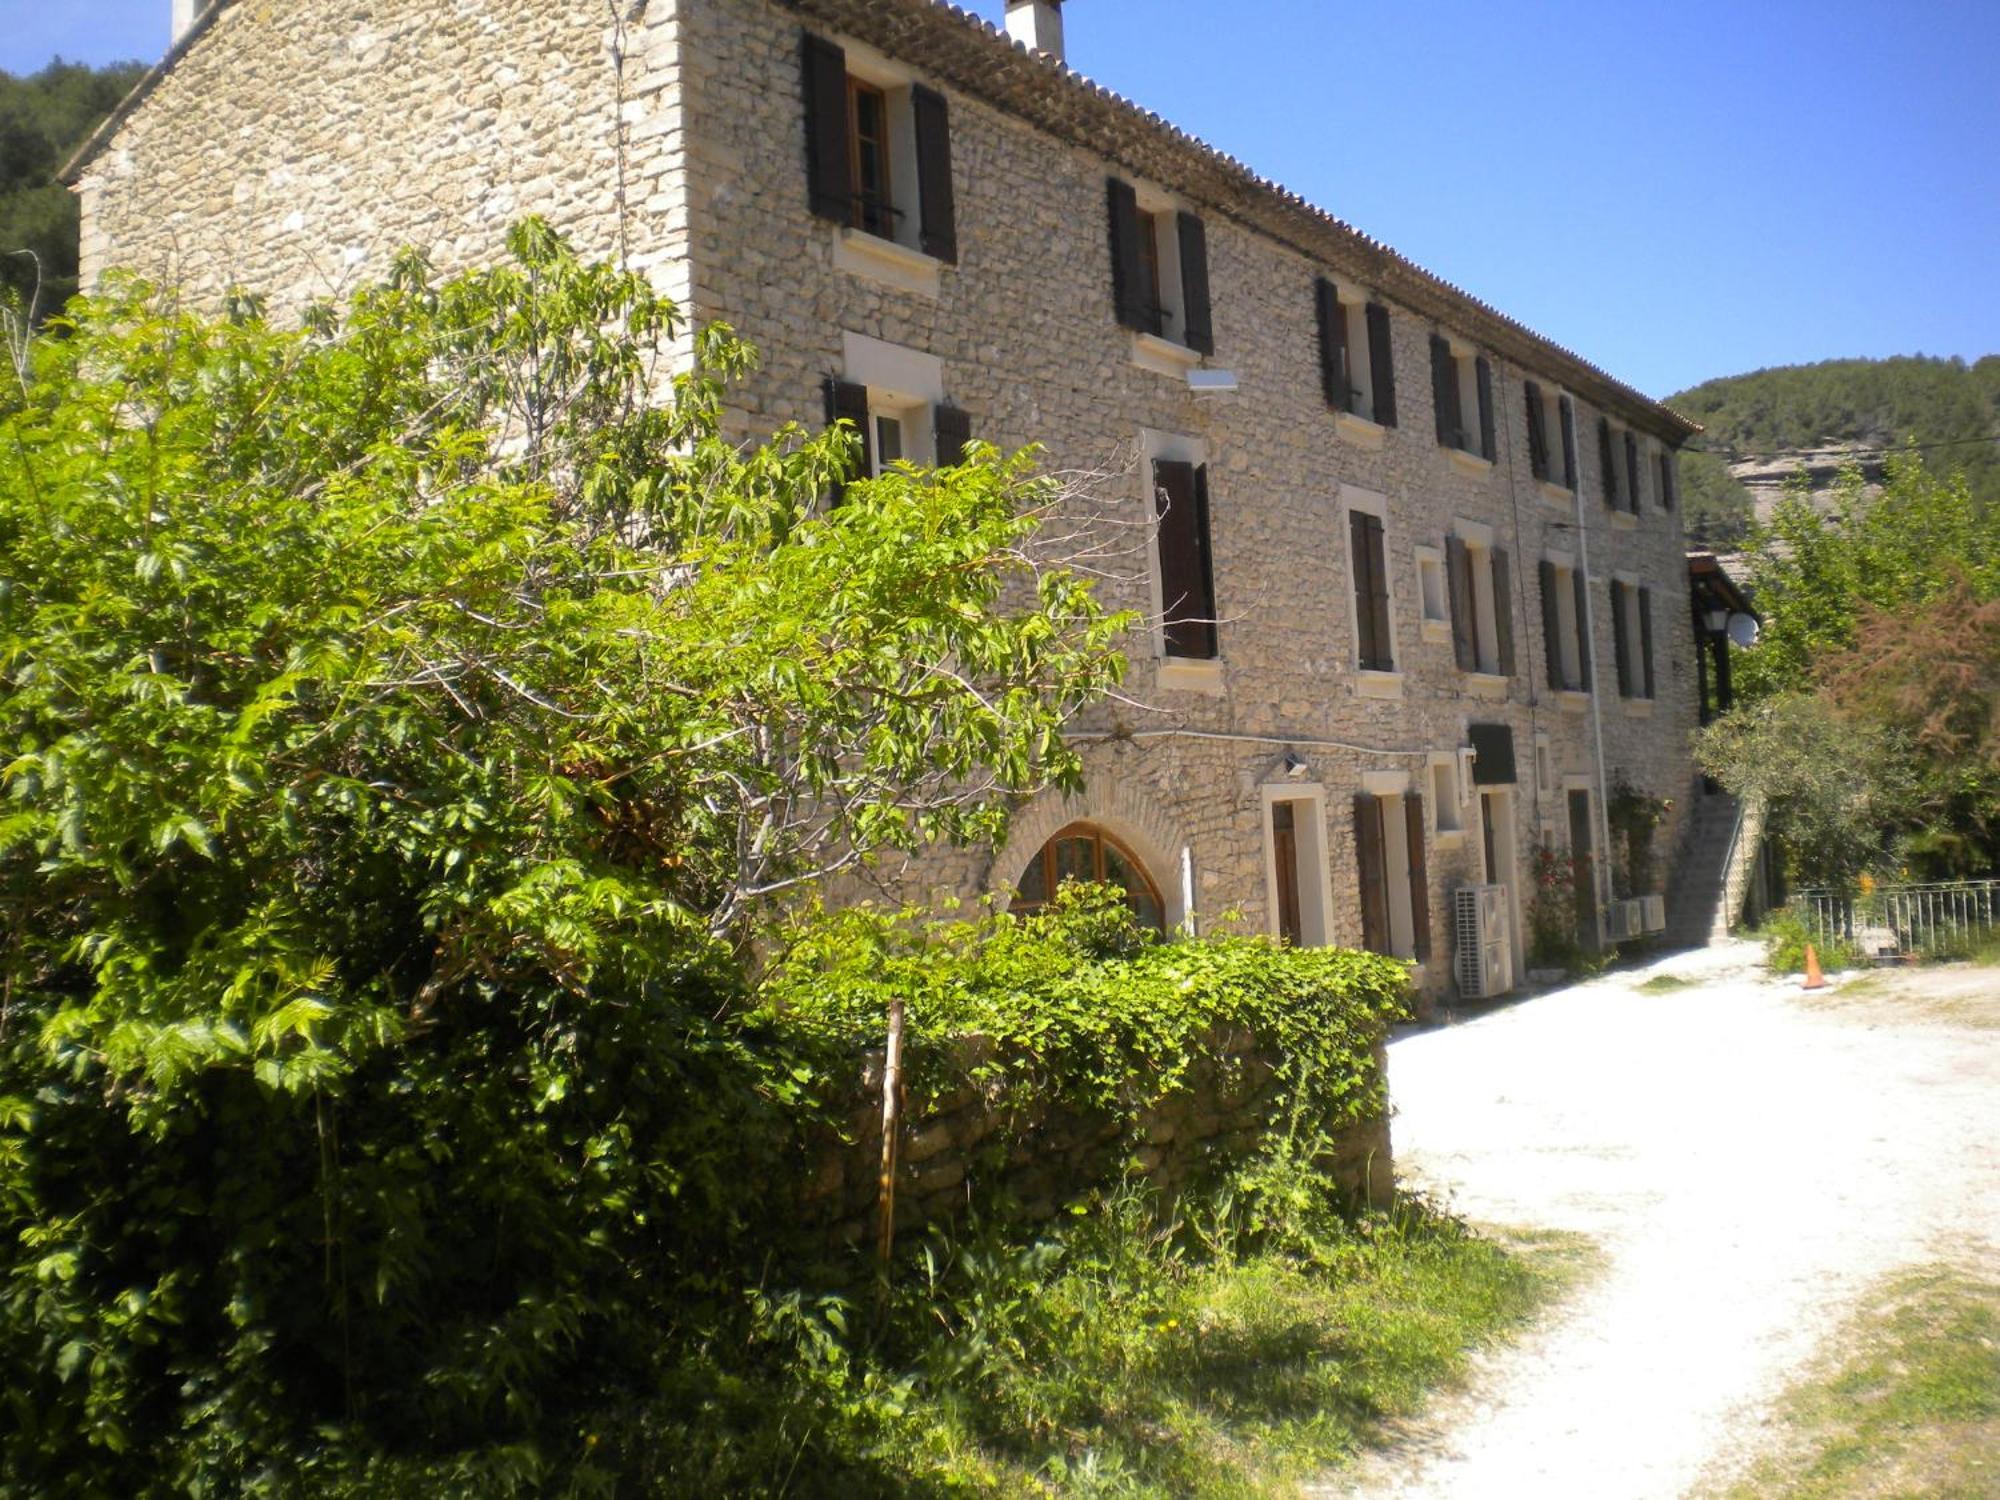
<box><xmin>1282</xmin><ymin>752</ymin><xmax>1310</xmax><ymax>779</ymax></box>
<box><xmin>1704</xmin><ymin>606</ymin><xmax>1730</xmax><ymax>633</ymax></box>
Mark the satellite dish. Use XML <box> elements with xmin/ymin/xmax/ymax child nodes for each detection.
<box><xmin>1727</xmin><ymin>612</ymin><xmax>1761</xmax><ymax>649</ymax></box>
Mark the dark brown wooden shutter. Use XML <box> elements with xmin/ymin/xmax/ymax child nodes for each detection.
<box><xmin>1354</xmin><ymin>793</ymin><xmax>1390</xmax><ymax>956</ymax></box>
<box><xmin>1598</xmin><ymin>416</ymin><xmax>1618</xmax><ymax>509</ymax></box>
<box><xmin>1154</xmin><ymin>459</ymin><xmax>1217</xmax><ymax>659</ymax></box>
<box><xmin>1638</xmin><ymin>585</ymin><xmax>1656</xmax><ymax>699</ymax></box>
<box><xmin>1192</xmin><ymin>463</ymin><xmax>1219</xmax><ymax>654</ymax></box>
<box><xmin>1625</xmin><ymin>431</ymin><xmax>1641</xmax><ymax>515</ymax></box>
<box><xmin>1611</xmin><ymin>581</ymin><xmax>1633</xmax><ymax>697</ymax></box>
<box><xmin>1476</xmin><ymin>356</ymin><xmax>1496</xmax><ymax>460</ymax></box>
<box><xmin>1316</xmin><ymin>278</ymin><xmax>1347</xmax><ymax>411</ymax></box>
<box><xmin>1176</xmin><ymin>212</ymin><xmax>1214</xmax><ymax>354</ymax></box>
<box><xmin>1405</xmin><ymin>792</ymin><xmax>1431</xmax><ymax>962</ymax></box>
<box><xmin>1106</xmin><ymin>178</ymin><xmax>1148</xmax><ymax>332</ymax></box>
<box><xmin>824</xmin><ymin>377</ymin><xmax>871</xmax><ymax>501</ymax></box>
<box><xmin>912</xmin><ymin>84</ymin><xmax>957</xmax><ymax>263</ymax></box>
<box><xmin>1446</xmin><ymin>534</ymin><xmax>1477</xmax><ymax>672</ymax></box>
<box><xmin>1558</xmin><ymin>395</ymin><xmax>1577</xmax><ymax>489</ymax></box>
<box><xmin>1491</xmin><ymin>546</ymin><xmax>1515</xmax><ymax>677</ymax></box>
<box><xmin>1539</xmin><ymin>559</ymin><xmax>1563</xmax><ymax>689</ymax></box>
<box><xmin>1659</xmin><ymin>451</ymin><xmax>1677</xmax><ymax>510</ymax></box>
<box><xmin>1430</xmin><ymin>333</ymin><xmax>1456</xmax><ymax>447</ymax></box>
<box><xmin>802</xmin><ymin>33</ymin><xmax>851</xmax><ymax>222</ymax></box>
<box><xmin>1572</xmin><ymin>568</ymin><xmax>1593</xmax><ymax>691</ymax></box>
<box><xmin>1525</xmin><ymin>380</ymin><xmax>1548</xmax><ymax>480</ymax></box>
<box><xmin>1349</xmin><ymin>509</ymin><xmax>1391</xmax><ymax>671</ymax></box>
<box><xmin>1367</xmin><ymin>303</ymin><xmax>1397</xmax><ymax>427</ymax></box>
<box><xmin>933</xmin><ymin>404</ymin><xmax>971</xmax><ymax>467</ymax></box>
<box><xmin>1272</xmin><ymin>801</ymin><xmax>1302</xmax><ymax>945</ymax></box>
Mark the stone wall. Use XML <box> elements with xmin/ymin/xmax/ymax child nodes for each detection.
<box><xmin>796</xmin><ymin>1029</ymin><xmax>1393</xmax><ymax>1250</ymax></box>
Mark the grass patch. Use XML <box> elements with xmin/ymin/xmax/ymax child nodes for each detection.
<box><xmin>1637</xmin><ymin>973</ymin><xmax>1698</xmax><ymax>994</ymax></box>
<box><xmin>1712</xmin><ymin>1263</ymin><xmax>2000</xmax><ymax>1499</ymax></box>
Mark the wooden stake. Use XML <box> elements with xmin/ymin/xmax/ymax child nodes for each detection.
<box><xmin>875</xmin><ymin>997</ymin><xmax>906</xmax><ymax>1271</ymax></box>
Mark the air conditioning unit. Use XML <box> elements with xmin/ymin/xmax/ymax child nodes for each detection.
<box><xmin>1453</xmin><ymin>884</ymin><xmax>1514</xmax><ymax>1000</ymax></box>
<box><xmin>1639</xmin><ymin>894</ymin><xmax>1667</xmax><ymax>933</ymax></box>
<box><xmin>1604</xmin><ymin>899</ymin><xmax>1644</xmax><ymax>942</ymax></box>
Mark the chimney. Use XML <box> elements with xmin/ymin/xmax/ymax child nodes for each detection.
<box><xmin>171</xmin><ymin>0</ymin><xmax>205</xmax><ymax>46</ymax></box>
<box><xmin>1004</xmin><ymin>0</ymin><xmax>1065</xmax><ymax>63</ymax></box>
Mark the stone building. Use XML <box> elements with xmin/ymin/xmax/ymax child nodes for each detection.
<box><xmin>66</xmin><ymin>0</ymin><xmax>1706</xmax><ymax>1005</ymax></box>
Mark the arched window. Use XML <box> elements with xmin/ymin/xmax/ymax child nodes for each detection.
<box><xmin>1012</xmin><ymin>822</ymin><xmax>1166</xmax><ymax>932</ymax></box>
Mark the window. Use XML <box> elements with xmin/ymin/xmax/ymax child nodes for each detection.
<box><xmin>1346</xmin><ymin>497</ymin><xmax>1394</xmax><ymax>673</ymax></box>
<box><xmin>1107</xmin><ymin>177</ymin><xmax>1215</xmax><ymax>354</ymax></box>
<box><xmin>822</xmin><ymin>334</ymin><xmax>970</xmax><ymax>495</ymax></box>
<box><xmin>1315</xmin><ymin>279</ymin><xmax>1397</xmax><ymax>427</ymax></box>
<box><xmin>1151</xmin><ymin>456</ymin><xmax>1219</xmax><ymax>660</ymax></box>
<box><xmin>1537</xmin><ymin>557</ymin><xmax>1593</xmax><ymax>693</ymax></box>
<box><xmin>1415</xmin><ymin>546</ymin><xmax>1449</xmax><ymax>637</ymax></box>
<box><xmin>1354</xmin><ymin>788</ymin><xmax>1431</xmax><ymax>962</ymax></box>
<box><xmin>1429</xmin><ymin>754</ymin><xmax>1465</xmax><ymax>836</ymax></box>
<box><xmin>1446</xmin><ymin>530</ymin><xmax>1515</xmax><ymax>678</ymax></box>
<box><xmin>1265</xmin><ymin>789</ymin><xmax>1332</xmax><ymax>947</ymax></box>
<box><xmin>1655</xmin><ymin>446</ymin><xmax>1678</xmax><ymax>511</ymax></box>
<box><xmin>1534</xmin><ymin>734</ymin><xmax>1555</xmax><ymax>798</ymax></box>
<box><xmin>1524</xmin><ymin>381</ymin><xmax>1576</xmax><ymax>491</ymax></box>
<box><xmin>1430</xmin><ymin>334</ymin><xmax>1494</xmax><ymax>461</ymax></box>
<box><xmin>1597</xmin><ymin>415</ymin><xmax>1643</xmax><ymax>516</ymax></box>
<box><xmin>1012</xmin><ymin>823</ymin><xmax>1165</xmax><ymax>931</ymax></box>
<box><xmin>802</xmin><ymin>33</ymin><xmax>957</xmax><ymax>261</ymax></box>
<box><xmin>1610</xmin><ymin>578</ymin><xmax>1657</xmax><ymax>700</ymax></box>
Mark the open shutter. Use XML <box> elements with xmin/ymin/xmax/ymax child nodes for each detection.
<box><xmin>823</xmin><ymin>377</ymin><xmax>871</xmax><ymax>501</ymax></box>
<box><xmin>1625</xmin><ymin>431</ymin><xmax>1642</xmax><ymax>515</ymax></box>
<box><xmin>933</xmin><ymin>404</ymin><xmax>971</xmax><ymax>467</ymax></box>
<box><xmin>1405</xmin><ymin>792</ymin><xmax>1431</xmax><ymax>963</ymax></box>
<box><xmin>1177</xmin><ymin>212</ymin><xmax>1214</xmax><ymax>355</ymax></box>
<box><xmin>1430</xmin><ymin>334</ymin><xmax>1456</xmax><ymax>447</ymax></box>
<box><xmin>1192</xmin><ymin>464</ymin><xmax>1219</xmax><ymax>654</ymax></box>
<box><xmin>1367</xmin><ymin>303</ymin><xmax>1398</xmax><ymax>427</ymax></box>
<box><xmin>1659</xmin><ymin>451</ymin><xmax>1677</xmax><ymax>510</ymax></box>
<box><xmin>1154</xmin><ymin>459</ymin><xmax>1216</xmax><ymax>659</ymax></box>
<box><xmin>1638</xmin><ymin>585</ymin><xmax>1656</xmax><ymax>699</ymax></box>
<box><xmin>1598</xmin><ymin>417</ymin><xmax>1618</xmax><ymax>509</ymax></box>
<box><xmin>1446</xmin><ymin>534</ymin><xmax>1477</xmax><ymax>672</ymax></box>
<box><xmin>1611</xmin><ymin>583</ymin><xmax>1633</xmax><ymax>697</ymax></box>
<box><xmin>802</xmin><ymin>33</ymin><xmax>851</xmax><ymax>222</ymax></box>
<box><xmin>1106</xmin><ymin>178</ymin><xmax>1148</xmax><ymax>332</ymax></box>
<box><xmin>1525</xmin><ymin>381</ymin><xmax>1548</xmax><ymax>480</ymax></box>
<box><xmin>1539</xmin><ymin>559</ymin><xmax>1563</xmax><ymax>689</ymax></box>
<box><xmin>1354</xmin><ymin>794</ymin><xmax>1390</xmax><ymax>956</ymax></box>
<box><xmin>1558</xmin><ymin>395</ymin><xmax>1577</xmax><ymax>489</ymax></box>
<box><xmin>1476</xmin><ymin>356</ymin><xmax>1496</xmax><ymax>460</ymax></box>
<box><xmin>911</xmin><ymin>84</ymin><xmax>957</xmax><ymax>263</ymax></box>
<box><xmin>1316</xmin><ymin>278</ymin><xmax>1347</xmax><ymax>411</ymax></box>
<box><xmin>1572</xmin><ymin>569</ymin><xmax>1593</xmax><ymax>691</ymax></box>
<box><xmin>1491</xmin><ymin>546</ymin><xmax>1515</xmax><ymax>677</ymax></box>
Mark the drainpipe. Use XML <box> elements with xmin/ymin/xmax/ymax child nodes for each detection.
<box><xmin>1569</xmin><ymin>403</ymin><xmax>1616</xmax><ymax>937</ymax></box>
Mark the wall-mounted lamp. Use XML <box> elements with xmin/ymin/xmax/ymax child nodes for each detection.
<box><xmin>1282</xmin><ymin>751</ymin><xmax>1310</xmax><ymax>779</ymax></box>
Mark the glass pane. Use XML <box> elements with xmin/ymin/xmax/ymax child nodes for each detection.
<box><xmin>1053</xmin><ymin>835</ymin><xmax>1096</xmax><ymax>887</ymax></box>
<box><xmin>874</xmin><ymin>415</ymin><xmax>903</xmax><ymax>472</ymax></box>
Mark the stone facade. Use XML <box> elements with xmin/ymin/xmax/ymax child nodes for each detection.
<box><xmin>71</xmin><ymin>0</ymin><xmax>1705</xmax><ymax>1008</ymax></box>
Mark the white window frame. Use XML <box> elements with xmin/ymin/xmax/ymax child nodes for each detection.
<box><xmin>1534</xmin><ymin>385</ymin><xmax>1574</xmax><ymax>501</ymax></box>
<box><xmin>1139</xmin><ymin>427</ymin><xmax>1222</xmax><ymax>693</ymax></box>
<box><xmin>1261</xmin><ymin>782</ymin><xmax>1335</xmax><ymax>947</ymax></box>
<box><xmin>1452</xmin><ymin>517</ymin><xmax>1504</xmax><ymax>679</ymax></box>
<box><xmin>1414</xmin><ymin>544</ymin><xmax>1451</xmax><ymax>643</ymax></box>
<box><xmin>1360</xmin><ymin>768</ymin><xmax>1420</xmax><ymax>961</ymax></box>
<box><xmin>1543</xmin><ymin>550</ymin><xmax>1589</xmax><ymax>698</ymax></box>
<box><xmin>1611</xmin><ymin>572</ymin><xmax>1652</xmax><ymax>705</ymax></box>
<box><xmin>1342</xmin><ymin>485</ymin><xmax>1401</xmax><ymax>697</ymax></box>
<box><xmin>842</xmin><ymin>331</ymin><xmax>942</xmax><ymax>477</ymax></box>
<box><xmin>1427</xmin><ymin>752</ymin><xmax>1466</xmax><ymax>843</ymax></box>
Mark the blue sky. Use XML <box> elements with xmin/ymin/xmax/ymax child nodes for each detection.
<box><xmin>7</xmin><ymin>0</ymin><xmax>1996</xmax><ymax>399</ymax></box>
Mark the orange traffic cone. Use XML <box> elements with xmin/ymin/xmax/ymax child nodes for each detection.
<box><xmin>1802</xmin><ymin>944</ymin><xmax>1827</xmax><ymax>991</ymax></box>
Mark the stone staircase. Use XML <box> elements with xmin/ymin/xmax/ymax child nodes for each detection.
<box><xmin>1662</xmin><ymin>788</ymin><xmax>1761</xmax><ymax>949</ymax></box>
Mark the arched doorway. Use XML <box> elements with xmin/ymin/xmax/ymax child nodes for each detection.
<box><xmin>1010</xmin><ymin>822</ymin><xmax>1167</xmax><ymax>932</ymax></box>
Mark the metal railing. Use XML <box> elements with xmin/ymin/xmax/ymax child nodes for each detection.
<box><xmin>1797</xmin><ymin>880</ymin><xmax>2000</xmax><ymax>959</ymax></box>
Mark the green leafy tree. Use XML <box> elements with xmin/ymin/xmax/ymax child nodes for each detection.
<box><xmin>0</xmin><ymin>222</ymin><xmax>1128</xmax><ymax>1492</ymax></box>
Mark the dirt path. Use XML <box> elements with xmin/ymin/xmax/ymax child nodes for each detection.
<box><xmin>1316</xmin><ymin>942</ymin><xmax>2000</xmax><ymax>1499</ymax></box>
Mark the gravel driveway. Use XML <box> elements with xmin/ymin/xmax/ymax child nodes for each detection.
<box><xmin>1318</xmin><ymin>941</ymin><xmax>2000</xmax><ymax>1499</ymax></box>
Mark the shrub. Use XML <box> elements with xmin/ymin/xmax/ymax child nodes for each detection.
<box><xmin>1754</xmin><ymin>906</ymin><xmax>1864</xmax><ymax>975</ymax></box>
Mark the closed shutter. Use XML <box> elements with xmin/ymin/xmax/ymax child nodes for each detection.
<box><xmin>1106</xmin><ymin>178</ymin><xmax>1148</xmax><ymax>332</ymax></box>
<box><xmin>1525</xmin><ymin>380</ymin><xmax>1548</xmax><ymax>480</ymax></box>
<box><xmin>1354</xmin><ymin>793</ymin><xmax>1390</xmax><ymax>956</ymax></box>
<box><xmin>1539</xmin><ymin>559</ymin><xmax>1563</xmax><ymax>689</ymax></box>
<box><xmin>1316</xmin><ymin>278</ymin><xmax>1347</xmax><ymax>411</ymax></box>
<box><xmin>1625</xmin><ymin>431</ymin><xmax>1641</xmax><ymax>515</ymax></box>
<box><xmin>912</xmin><ymin>84</ymin><xmax>957</xmax><ymax>263</ymax></box>
<box><xmin>1367</xmin><ymin>303</ymin><xmax>1398</xmax><ymax>427</ymax></box>
<box><xmin>1430</xmin><ymin>333</ymin><xmax>1456</xmax><ymax>447</ymax></box>
<box><xmin>1405</xmin><ymin>792</ymin><xmax>1431</xmax><ymax>963</ymax></box>
<box><xmin>1572</xmin><ymin>569</ymin><xmax>1593</xmax><ymax>691</ymax></box>
<box><xmin>1611</xmin><ymin>582</ymin><xmax>1633</xmax><ymax>697</ymax></box>
<box><xmin>933</xmin><ymin>404</ymin><xmax>971</xmax><ymax>467</ymax></box>
<box><xmin>823</xmin><ymin>377</ymin><xmax>871</xmax><ymax>501</ymax></box>
<box><xmin>1446</xmin><ymin>534</ymin><xmax>1477</xmax><ymax>671</ymax></box>
<box><xmin>1659</xmin><ymin>451</ymin><xmax>1677</xmax><ymax>510</ymax></box>
<box><xmin>1599</xmin><ymin>416</ymin><xmax>1618</xmax><ymax>509</ymax></box>
<box><xmin>1638</xmin><ymin>585</ymin><xmax>1656</xmax><ymax>699</ymax></box>
<box><xmin>801</xmin><ymin>33</ymin><xmax>851</xmax><ymax>222</ymax></box>
<box><xmin>1491</xmin><ymin>546</ymin><xmax>1515</xmax><ymax>677</ymax></box>
<box><xmin>1558</xmin><ymin>395</ymin><xmax>1577</xmax><ymax>490</ymax></box>
<box><xmin>1349</xmin><ymin>509</ymin><xmax>1392</xmax><ymax>671</ymax></box>
<box><xmin>1476</xmin><ymin>356</ymin><xmax>1496</xmax><ymax>460</ymax></box>
<box><xmin>1154</xmin><ymin>459</ymin><xmax>1217</xmax><ymax>659</ymax></box>
<box><xmin>1177</xmin><ymin>212</ymin><xmax>1214</xmax><ymax>355</ymax></box>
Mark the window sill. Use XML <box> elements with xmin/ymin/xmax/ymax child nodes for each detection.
<box><xmin>1448</xmin><ymin>449</ymin><xmax>1494</xmax><ymax>480</ymax></box>
<box><xmin>1354</xmin><ymin>670</ymin><xmax>1404</xmax><ymax>701</ymax></box>
<box><xmin>1464</xmin><ymin>672</ymin><xmax>1510</xmax><ymax>700</ymax></box>
<box><xmin>1420</xmin><ymin>619</ymin><xmax>1453</xmax><ymax>645</ymax></box>
<box><xmin>1610</xmin><ymin>510</ymin><xmax>1638</xmax><ymax>531</ymax></box>
<box><xmin>1434</xmin><ymin>828</ymin><xmax>1467</xmax><ymax>849</ymax></box>
<box><xmin>1557</xmin><ymin>690</ymin><xmax>1591</xmax><ymax>715</ymax></box>
<box><xmin>1623</xmin><ymin>697</ymin><xmax>1656</xmax><ymax>718</ymax></box>
<box><xmin>832</xmin><ymin>227</ymin><xmax>943</xmax><ymax>298</ymax></box>
<box><xmin>1155</xmin><ymin>656</ymin><xmax>1226</xmax><ymax>696</ymax></box>
<box><xmin>1336</xmin><ymin>410</ymin><xmax>1386</xmax><ymax>449</ymax></box>
<box><xmin>1131</xmin><ymin>332</ymin><xmax>1202</xmax><ymax>378</ymax></box>
<box><xmin>1538</xmin><ymin>480</ymin><xmax>1574</xmax><ymax>506</ymax></box>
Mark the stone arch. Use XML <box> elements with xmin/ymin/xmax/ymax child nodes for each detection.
<box><xmin>987</xmin><ymin>776</ymin><xmax>1192</xmax><ymax>930</ymax></box>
